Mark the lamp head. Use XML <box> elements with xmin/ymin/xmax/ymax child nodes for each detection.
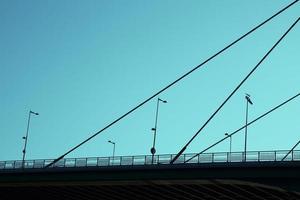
<box><xmin>30</xmin><ymin>111</ymin><xmax>39</xmax><ymax>115</ymax></box>
<box><xmin>108</xmin><ymin>140</ymin><xmax>115</xmax><ymax>144</ymax></box>
<box><xmin>158</xmin><ymin>98</ymin><xmax>167</xmax><ymax>103</ymax></box>
<box><xmin>245</xmin><ymin>94</ymin><xmax>253</xmax><ymax>105</ymax></box>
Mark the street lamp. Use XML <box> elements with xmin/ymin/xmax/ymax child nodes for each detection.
<box><xmin>244</xmin><ymin>93</ymin><xmax>253</xmax><ymax>162</ymax></box>
<box><xmin>225</xmin><ymin>133</ymin><xmax>232</xmax><ymax>155</ymax></box>
<box><xmin>151</xmin><ymin>97</ymin><xmax>167</xmax><ymax>164</ymax></box>
<box><xmin>108</xmin><ymin>140</ymin><xmax>115</xmax><ymax>165</ymax></box>
<box><xmin>22</xmin><ymin>110</ymin><xmax>39</xmax><ymax>168</ymax></box>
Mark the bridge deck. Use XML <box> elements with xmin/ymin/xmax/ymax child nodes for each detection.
<box><xmin>1</xmin><ymin>161</ymin><xmax>300</xmax><ymax>200</ymax></box>
<box><xmin>1</xmin><ymin>150</ymin><xmax>299</xmax><ymax>170</ymax></box>
<box><xmin>1</xmin><ymin>151</ymin><xmax>300</xmax><ymax>199</ymax></box>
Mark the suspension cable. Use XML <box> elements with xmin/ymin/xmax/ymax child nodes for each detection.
<box><xmin>184</xmin><ymin>92</ymin><xmax>300</xmax><ymax>163</ymax></box>
<box><xmin>171</xmin><ymin>17</ymin><xmax>300</xmax><ymax>164</ymax></box>
<box><xmin>281</xmin><ymin>139</ymin><xmax>300</xmax><ymax>161</ymax></box>
<box><xmin>45</xmin><ymin>1</ymin><xmax>299</xmax><ymax>168</ymax></box>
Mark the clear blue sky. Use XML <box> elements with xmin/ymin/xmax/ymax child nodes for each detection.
<box><xmin>0</xmin><ymin>0</ymin><xmax>299</xmax><ymax>161</ymax></box>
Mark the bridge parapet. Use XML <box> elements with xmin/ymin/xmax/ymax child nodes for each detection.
<box><xmin>0</xmin><ymin>150</ymin><xmax>299</xmax><ymax>170</ymax></box>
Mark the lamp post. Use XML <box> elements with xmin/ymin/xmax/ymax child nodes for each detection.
<box><xmin>151</xmin><ymin>97</ymin><xmax>167</xmax><ymax>164</ymax></box>
<box><xmin>225</xmin><ymin>133</ymin><xmax>232</xmax><ymax>155</ymax></box>
<box><xmin>108</xmin><ymin>140</ymin><xmax>115</xmax><ymax>165</ymax></box>
<box><xmin>244</xmin><ymin>94</ymin><xmax>253</xmax><ymax>162</ymax></box>
<box><xmin>22</xmin><ymin>110</ymin><xmax>39</xmax><ymax>168</ymax></box>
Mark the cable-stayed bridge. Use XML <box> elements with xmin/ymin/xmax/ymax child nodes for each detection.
<box><xmin>1</xmin><ymin>150</ymin><xmax>300</xmax><ymax>200</ymax></box>
<box><xmin>1</xmin><ymin>1</ymin><xmax>300</xmax><ymax>200</ymax></box>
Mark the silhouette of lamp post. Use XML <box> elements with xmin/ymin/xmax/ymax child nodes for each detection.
<box><xmin>22</xmin><ymin>110</ymin><xmax>39</xmax><ymax>168</ymax></box>
<box><xmin>108</xmin><ymin>140</ymin><xmax>115</xmax><ymax>165</ymax></box>
<box><xmin>225</xmin><ymin>133</ymin><xmax>232</xmax><ymax>154</ymax></box>
<box><xmin>151</xmin><ymin>97</ymin><xmax>167</xmax><ymax>164</ymax></box>
<box><xmin>244</xmin><ymin>94</ymin><xmax>253</xmax><ymax>162</ymax></box>
<box><xmin>225</xmin><ymin>133</ymin><xmax>232</xmax><ymax>162</ymax></box>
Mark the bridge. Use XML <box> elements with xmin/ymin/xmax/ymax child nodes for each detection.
<box><xmin>1</xmin><ymin>150</ymin><xmax>300</xmax><ymax>200</ymax></box>
<box><xmin>1</xmin><ymin>2</ymin><xmax>300</xmax><ymax>199</ymax></box>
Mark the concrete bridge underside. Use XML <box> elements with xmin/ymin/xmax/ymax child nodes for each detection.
<box><xmin>1</xmin><ymin>161</ymin><xmax>300</xmax><ymax>200</ymax></box>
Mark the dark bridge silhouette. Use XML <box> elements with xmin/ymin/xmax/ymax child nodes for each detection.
<box><xmin>1</xmin><ymin>1</ymin><xmax>299</xmax><ymax>199</ymax></box>
<box><xmin>1</xmin><ymin>150</ymin><xmax>300</xmax><ymax>200</ymax></box>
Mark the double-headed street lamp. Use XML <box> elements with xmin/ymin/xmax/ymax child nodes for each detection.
<box><xmin>244</xmin><ymin>93</ymin><xmax>253</xmax><ymax>162</ymax></box>
<box><xmin>108</xmin><ymin>140</ymin><xmax>116</xmax><ymax>165</ymax></box>
<box><xmin>22</xmin><ymin>110</ymin><xmax>39</xmax><ymax>168</ymax></box>
<box><xmin>151</xmin><ymin>97</ymin><xmax>167</xmax><ymax>164</ymax></box>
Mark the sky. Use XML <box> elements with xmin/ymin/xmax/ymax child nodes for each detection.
<box><xmin>0</xmin><ymin>0</ymin><xmax>299</xmax><ymax>161</ymax></box>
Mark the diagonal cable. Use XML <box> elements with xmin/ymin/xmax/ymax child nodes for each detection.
<box><xmin>281</xmin><ymin>139</ymin><xmax>300</xmax><ymax>161</ymax></box>
<box><xmin>45</xmin><ymin>1</ymin><xmax>299</xmax><ymax>168</ymax></box>
<box><xmin>184</xmin><ymin>92</ymin><xmax>300</xmax><ymax>163</ymax></box>
<box><xmin>171</xmin><ymin>17</ymin><xmax>300</xmax><ymax>164</ymax></box>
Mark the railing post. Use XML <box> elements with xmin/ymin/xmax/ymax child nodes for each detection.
<box><xmin>212</xmin><ymin>153</ymin><xmax>214</xmax><ymax>163</ymax></box>
<box><xmin>132</xmin><ymin>156</ymin><xmax>134</xmax><ymax>165</ymax></box>
<box><xmin>292</xmin><ymin>150</ymin><xmax>294</xmax><ymax>161</ymax></box>
<box><xmin>275</xmin><ymin>151</ymin><xmax>277</xmax><ymax>161</ymax></box>
<box><xmin>227</xmin><ymin>152</ymin><xmax>229</xmax><ymax>163</ymax></box>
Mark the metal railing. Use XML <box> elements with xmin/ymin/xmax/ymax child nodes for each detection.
<box><xmin>0</xmin><ymin>150</ymin><xmax>299</xmax><ymax>170</ymax></box>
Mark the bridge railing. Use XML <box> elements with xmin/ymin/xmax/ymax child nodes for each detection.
<box><xmin>0</xmin><ymin>150</ymin><xmax>299</xmax><ymax>170</ymax></box>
